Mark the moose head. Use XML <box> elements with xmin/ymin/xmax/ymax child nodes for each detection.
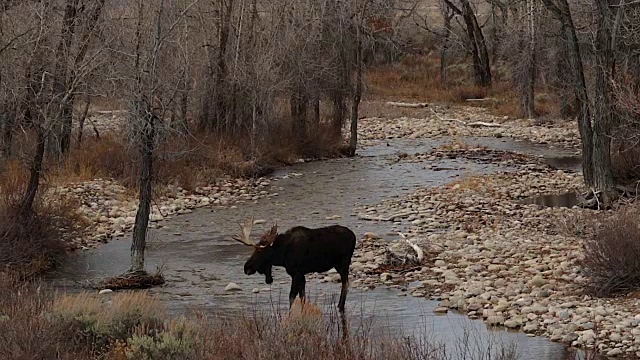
<box><xmin>232</xmin><ymin>217</ymin><xmax>279</xmax><ymax>284</ymax></box>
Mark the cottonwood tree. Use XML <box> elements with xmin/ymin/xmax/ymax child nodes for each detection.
<box><xmin>0</xmin><ymin>1</ymin><xmax>107</xmax><ymax>218</ymax></box>
<box><xmin>124</xmin><ymin>0</ymin><xmax>200</xmax><ymax>273</ymax></box>
<box><xmin>442</xmin><ymin>0</ymin><xmax>492</xmax><ymax>87</ymax></box>
<box><xmin>539</xmin><ymin>0</ymin><xmax>640</xmax><ymax>206</ymax></box>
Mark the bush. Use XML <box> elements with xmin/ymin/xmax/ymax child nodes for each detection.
<box><xmin>611</xmin><ymin>140</ymin><xmax>640</xmax><ymax>185</ymax></box>
<box><xmin>583</xmin><ymin>205</ymin><xmax>640</xmax><ymax>296</ymax></box>
<box><xmin>0</xmin><ymin>163</ymin><xmax>87</xmax><ymax>276</ymax></box>
<box><xmin>0</xmin><ymin>276</ymin><xmax>82</xmax><ymax>360</ymax></box>
<box><xmin>122</xmin><ymin>319</ymin><xmax>197</xmax><ymax>360</ymax></box>
<box><xmin>51</xmin><ymin>291</ymin><xmax>165</xmax><ymax>354</ymax></box>
<box><xmin>0</xmin><ymin>285</ymin><xmax>521</xmax><ymax>360</ymax></box>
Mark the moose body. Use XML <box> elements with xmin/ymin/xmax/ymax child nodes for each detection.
<box><xmin>232</xmin><ymin>219</ymin><xmax>356</xmax><ymax>312</ymax></box>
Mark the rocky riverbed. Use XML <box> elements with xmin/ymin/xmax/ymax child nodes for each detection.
<box><xmin>358</xmin><ymin>104</ymin><xmax>580</xmax><ymax>149</ymax></box>
<box><xmin>56</xmin><ymin>177</ymin><xmax>275</xmax><ymax>249</ymax></box>
<box><xmin>311</xmin><ymin>149</ymin><xmax>638</xmax><ymax>358</ymax></box>
<box><xmin>54</xmin><ymin>102</ymin><xmax>635</xmax><ymax>358</ymax></box>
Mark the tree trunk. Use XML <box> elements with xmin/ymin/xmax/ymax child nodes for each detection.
<box><xmin>520</xmin><ymin>0</ymin><xmax>536</xmax><ymax>118</ymax></box>
<box><xmin>213</xmin><ymin>0</ymin><xmax>232</xmax><ymax>133</ymax></box>
<box><xmin>313</xmin><ymin>94</ymin><xmax>320</xmax><ymax>134</ymax></box>
<box><xmin>349</xmin><ymin>19</ymin><xmax>363</xmax><ymax>157</ymax></box>
<box><xmin>49</xmin><ymin>0</ymin><xmax>79</xmax><ymax>160</ymax></box>
<box><xmin>541</xmin><ymin>0</ymin><xmax>594</xmax><ymax>186</ymax></box>
<box><xmin>131</xmin><ymin>110</ymin><xmax>154</xmax><ymax>273</ymax></box>
<box><xmin>446</xmin><ymin>0</ymin><xmax>492</xmax><ymax>87</ymax></box>
<box><xmin>1</xmin><ymin>105</ymin><xmax>15</xmax><ymax>158</ymax></box>
<box><xmin>332</xmin><ymin>93</ymin><xmax>345</xmax><ymax>141</ymax></box>
<box><xmin>291</xmin><ymin>85</ymin><xmax>308</xmax><ymax>146</ymax></box>
<box><xmin>461</xmin><ymin>0</ymin><xmax>491</xmax><ymax>86</ymax></box>
<box><xmin>179</xmin><ymin>76</ymin><xmax>189</xmax><ymax>134</ymax></box>
<box><xmin>76</xmin><ymin>95</ymin><xmax>91</xmax><ymax>146</ymax></box>
<box><xmin>18</xmin><ymin>128</ymin><xmax>46</xmax><ymax>219</ymax></box>
<box><xmin>440</xmin><ymin>7</ymin><xmax>453</xmax><ymax>87</ymax></box>
<box><xmin>591</xmin><ymin>0</ymin><xmax>617</xmax><ymax>204</ymax></box>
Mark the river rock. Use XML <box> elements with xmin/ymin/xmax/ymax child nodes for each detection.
<box><xmin>487</xmin><ymin>315</ymin><xmax>505</xmax><ymax>326</ymax></box>
<box><xmin>433</xmin><ymin>306</ymin><xmax>449</xmax><ymax>314</ymax></box>
<box><xmin>225</xmin><ymin>283</ymin><xmax>242</xmax><ymax>291</ymax></box>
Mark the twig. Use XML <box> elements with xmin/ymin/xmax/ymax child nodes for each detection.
<box><xmin>357</xmin><ymin>210</ymin><xmax>417</xmax><ymax>222</ymax></box>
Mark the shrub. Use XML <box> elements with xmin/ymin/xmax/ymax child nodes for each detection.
<box><xmin>583</xmin><ymin>205</ymin><xmax>640</xmax><ymax>296</ymax></box>
<box><xmin>51</xmin><ymin>291</ymin><xmax>165</xmax><ymax>354</ymax></box>
<box><xmin>611</xmin><ymin>140</ymin><xmax>640</xmax><ymax>185</ymax></box>
<box><xmin>123</xmin><ymin>319</ymin><xmax>196</xmax><ymax>360</ymax></box>
<box><xmin>0</xmin><ymin>276</ymin><xmax>82</xmax><ymax>360</ymax></box>
<box><xmin>0</xmin><ymin>163</ymin><xmax>87</xmax><ymax>276</ymax></box>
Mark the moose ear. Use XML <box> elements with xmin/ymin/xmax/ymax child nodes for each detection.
<box><xmin>269</xmin><ymin>222</ymin><xmax>278</xmax><ymax>236</ymax></box>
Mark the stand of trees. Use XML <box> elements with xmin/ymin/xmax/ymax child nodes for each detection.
<box><xmin>2</xmin><ymin>0</ymin><xmax>639</xmax><ymax>273</ymax></box>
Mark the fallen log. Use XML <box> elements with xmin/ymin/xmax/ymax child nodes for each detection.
<box><xmin>430</xmin><ymin>108</ymin><xmax>506</xmax><ymax>128</ymax></box>
<box><xmin>465</xmin><ymin>98</ymin><xmax>497</xmax><ymax>102</ymax></box>
<box><xmin>386</xmin><ymin>101</ymin><xmax>429</xmax><ymax>108</ymax></box>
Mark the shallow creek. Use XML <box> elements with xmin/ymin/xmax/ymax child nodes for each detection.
<box><xmin>49</xmin><ymin>136</ymin><xmax>591</xmax><ymax>360</ymax></box>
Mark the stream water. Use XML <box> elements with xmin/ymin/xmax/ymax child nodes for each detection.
<box><xmin>48</xmin><ymin>136</ymin><xmax>588</xmax><ymax>360</ymax></box>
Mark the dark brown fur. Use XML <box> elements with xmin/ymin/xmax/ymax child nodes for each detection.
<box><xmin>243</xmin><ymin>225</ymin><xmax>356</xmax><ymax>312</ymax></box>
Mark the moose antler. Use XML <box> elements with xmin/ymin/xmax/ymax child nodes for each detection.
<box><xmin>261</xmin><ymin>222</ymin><xmax>278</xmax><ymax>247</ymax></box>
<box><xmin>232</xmin><ymin>217</ymin><xmax>255</xmax><ymax>246</ymax></box>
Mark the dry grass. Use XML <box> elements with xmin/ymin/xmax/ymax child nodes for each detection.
<box><xmin>53</xmin><ymin>134</ymin><xmax>257</xmax><ymax>191</ymax></box>
<box><xmin>0</xmin><ymin>162</ymin><xmax>88</xmax><ymax>277</ymax></box>
<box><xmin>583</xmin><ymin>204</ymin><xmax>640</xmax><ymax>296</ymax></box>
<box><xmin>611</xmin><ymin>140</ymin><xmax>640</xmax><ymax>185</ymax></box>
<box><xmin>53</xmin><ymin>122</ymin><xmax>340</xmax><ymax>192</ymax></box>
<box><xmin>365</xmin><ymin>54</ymin><xmax>562</xmax><ymax>119</ymax></box>
<box><xmin>0</xmin><ymin>281</ymin><xmax>521</xmax><ymax>360</ymax></box>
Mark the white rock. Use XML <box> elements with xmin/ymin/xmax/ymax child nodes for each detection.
<box><xmin>225</xmin><ymin>282</ymin><xmax>242</xmax><ymax>291</ymax></box>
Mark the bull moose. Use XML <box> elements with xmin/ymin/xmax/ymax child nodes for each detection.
<box><xmin>231</xmin><ymin>217</ymin><xmax>356</xmax><ymax>313</ymax></box>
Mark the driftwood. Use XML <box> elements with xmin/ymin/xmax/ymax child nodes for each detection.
<box><xmin>386</xmin><ymin>101</ymin><xmax>429</xmax><ymax>108</ymax></box>
<box><xmin>94</xmin><ymin>110</ymin><xmax>128</xmax><ymax>114</ymax></box>
<box><xmin>384</xmin><ymin>233</ymin><xmax>425</xmax><ymax>266</ymax></box>
<box><xmin>357</xmin><ymin>210</ymin><xmax>417</xmax><ymax>222</ymax></box>
<box><xmin>398</xmin><ymin>233</ymin><xmax>424</xmax><ymax>262</ymax></box>
<box><xmin>91</xmin><ymin>270</ymin><xmax>165</xmax><ymax>290</ymax></box>
<box><xmin>430</xmin><ymin>108</ymin><xmax>505</xmax><ymax>128</ymax></box>
<box><xmin>465</xmin><ymin>98</ymin><xmax>497</xmax><ymax>102</ymax></box>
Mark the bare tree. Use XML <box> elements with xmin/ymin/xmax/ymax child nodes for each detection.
<box><xmin>541</xmin><ymin>0</ymin><xmax>595</xmax><ymax>189</ymax></box>
<box><xmin>519</xmin><ymin>0</ymin><xmax>536</xmax><ymax>118</ymax></box>
<box><xmin>127</xmin><ymin>0</ymin><xmax>200</xmax><ymax>273</ymax></box>
<box><xmin>442</xmin><ymin>0</ymin><xmax>492</xmax><ymax>87</ymax></box>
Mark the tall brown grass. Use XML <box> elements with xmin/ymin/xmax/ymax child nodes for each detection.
<box><xmin>55</xmin><ymin>123</ymin><xmax>341</xmax><ymax>192</ymax></box>
<box><xmin>0</xmin><ymin>280</ymin><xmax>522</xmax><ymax>360</ymax></box>
<box><xmin>365</xmin><ymin>54</ymin><xmax>560</xmax><ymax>119</ymax></box>
<box><xmin>583</xmin><ymin>204</ymin><xmax>640</xmax><ymax>296</ymax></box>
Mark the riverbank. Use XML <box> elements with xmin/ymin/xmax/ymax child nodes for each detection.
<box><xmin>340</xmin><ymin>143</ymin><xmax>640</xmax><ymax>358</ymax></box>
<box><xmin>358</xmin><ymin>101</ymin><xmax>581</xmax><ymax>149</ymax></box>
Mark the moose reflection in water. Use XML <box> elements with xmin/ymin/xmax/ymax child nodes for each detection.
<box><xmin>231</xmin><ymin>217</ymin><xmax>357</xmax><ymax>313</ymax></box>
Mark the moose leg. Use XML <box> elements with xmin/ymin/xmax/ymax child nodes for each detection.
<box><xmin>299</xmin><ymin>276</ymin><xmax>306</xmax><ymax>304</ymax></box>
<box><xmin>336</xmin><ymin>266</ymin><xmax>350</xmax><ymax>313</ymax></box>
<box><xmin>289</xmin><ymin>275</ymin><xmax>304</xmax><ymax>308</ymax></box>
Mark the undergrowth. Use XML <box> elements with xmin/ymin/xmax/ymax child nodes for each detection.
<box><xmin>365</xmin><ymin>54</ymin><xmax>559</xmax><ymax>119</ymax></box>
<box><xmin>0</xmin><ymin>281</ymin><xmax>522</xmax><ymax>360</ymax></box>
